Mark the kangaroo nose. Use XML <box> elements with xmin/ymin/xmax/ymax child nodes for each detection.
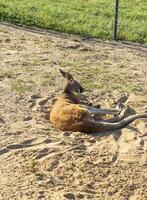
<box><xmin>80</xmin><ymin>87</ymin><xmax>84</xmax><ymax>93</ymax></box>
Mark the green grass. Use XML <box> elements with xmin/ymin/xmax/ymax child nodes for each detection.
<box><xmin>29</xmin><ymin>159</ymin><xmax>38</xmax><ymax>173</ymax></box>
<box><xmin>11</xmin><ymin>79</ymin><xmax>31</xmax><ymax>93</ymax></box>
<box><xmin>0</xmin><ymin>69</ymin><xmax>13</xmax><ymax>79</ymax></box>
<box><xmin>0</xmin><ymin>0</ymin><xmax>147</xmax><ymax>43</ymax></box>
<box><xmin>64</xmin><ymin>64</ymin><xmax>143</xmax><ymax>94</ymax></box>
<box><xmin>40</xmin><ymin>74</ymin><xmax>56</xmax><ymax>86</ymax></box>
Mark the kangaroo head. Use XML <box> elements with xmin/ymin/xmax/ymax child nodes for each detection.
<box><xmin>59</xmin><ymin>69</ymin><xmax>84</xmax><ymax>94</ymax></box>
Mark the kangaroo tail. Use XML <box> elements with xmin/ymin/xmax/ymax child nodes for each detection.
<box><xmin>92</xmin><ymin>114</ymin><xmax>147</xmax><ymax>133</ymax></box>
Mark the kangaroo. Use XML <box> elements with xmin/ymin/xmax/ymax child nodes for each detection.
<box><xmin>50</xmin><ymin>69</ymin><xmax>147</xmax><ymax>133</ymax></box>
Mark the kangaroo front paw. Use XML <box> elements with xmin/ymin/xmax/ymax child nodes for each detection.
<box><xmin>115</xmin><ymin>102</ymin><xmax>125</xmax><ymax>113</ymax></box>
<box><xmin>119</xmin><ymin>105</ymin><xmax>129</xmax><ymax>118</ymax></box>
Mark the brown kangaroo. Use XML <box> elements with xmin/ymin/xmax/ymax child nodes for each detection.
<box><xmin>50</xmin><ymin>69</ymin><xmax>147</xmax><ymax>133</ymax></box>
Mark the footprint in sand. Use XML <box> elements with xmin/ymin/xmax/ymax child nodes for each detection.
<box><xmin>0</xmin><ymin>137</ymin><xmax>49</xmax><ymax>155</ymax></box>
<box><xmin>0</xmin><ymin>117</ymin><xmax>5</xmax><ymax>124</ymax></box>
<box><xmin>28</xmin><ymin>95</ymin><xmax>50</xmax><ymax>110</ymax></box>
<box><xmin>0</xmin><ymin>137</ymin><xmax>67</xmax><ymax>161</ymax></box>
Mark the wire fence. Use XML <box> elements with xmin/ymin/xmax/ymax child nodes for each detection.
<box><xmin>0</xmin><ymin>0</ymin><xmax>146</xmax><ymax>44</ymax></box>
<box><xmin>113</xmin><ymin>0</ymin><xmax>119</xmax><ymax>40</ymax></box>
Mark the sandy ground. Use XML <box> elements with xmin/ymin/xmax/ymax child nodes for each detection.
<box><xmin>0</xmin><ymin>23</ymin><xmax>147</xmax><ymax>200</ymax></box>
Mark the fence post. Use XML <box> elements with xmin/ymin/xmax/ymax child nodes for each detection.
<box><xmin>113</xmin><ymin>0</ymin><xmax>119</xmax><ymax>40</ymax></box>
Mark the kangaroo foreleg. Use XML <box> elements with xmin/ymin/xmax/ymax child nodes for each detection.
<box><xmin>103</xmin><ymin>106</ymin><xmax>128</xmax><ymax>123</ymax></box>
<box><xmin>82</xmin><ymin>105</ymin><xmax>122</xmax><ymax>115</ymax></box>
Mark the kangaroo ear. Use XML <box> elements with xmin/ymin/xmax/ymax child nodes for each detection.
<box><xmin>59</xmin><ymin>69</ymin><xmax>73</xmax><ymax>80</ymax></box>
<box><xmin>59</xmin><ymin>69</ymin><xmax>66</xmax><ymax>78</ymax></box>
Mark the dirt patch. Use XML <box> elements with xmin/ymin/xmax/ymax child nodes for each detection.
<box><xmin>0</xmin><ymin>24</ymin><xmax>147</xmax><ymax>200</ymax></box>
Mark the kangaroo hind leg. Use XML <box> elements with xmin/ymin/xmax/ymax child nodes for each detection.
<box><xmin>102</xmin><ymin>105</ymin><xmax>128</xmax><ymax>123</ymax></box>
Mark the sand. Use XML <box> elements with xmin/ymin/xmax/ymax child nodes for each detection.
<box><xmin>0</xmin><ymin>23</ymin><xmax>147</xmax><ymax>200</ymax></box>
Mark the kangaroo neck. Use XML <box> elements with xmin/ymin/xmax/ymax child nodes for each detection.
<box><xmin>60</xmin><ymin>91</ymin><xmax>80</xmax><ymax>104</ymax></box>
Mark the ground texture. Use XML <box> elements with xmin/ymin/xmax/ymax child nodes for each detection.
<box><xmin>0</xmin><ymin>24</ymin><xmax>147</xmax><ymax>200</ymax></box>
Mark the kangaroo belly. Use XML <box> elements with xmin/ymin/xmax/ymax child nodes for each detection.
<box><xmin>50</xmin><ymin>104</ymin><xmax>92</xmax><ymax>131</ymax></box>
